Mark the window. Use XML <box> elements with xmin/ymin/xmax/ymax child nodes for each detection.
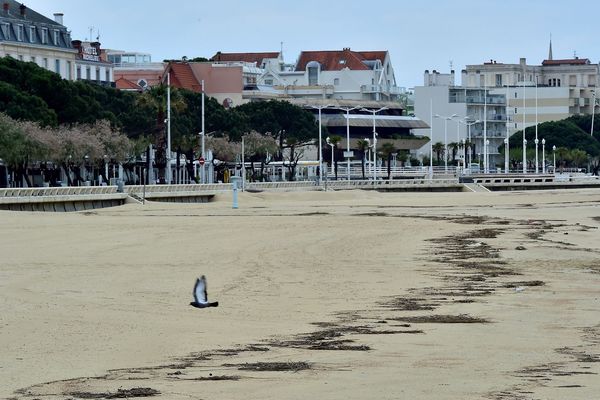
<box><xmin>334</xmin><ymin>78</ymin><xmax>340</xmax><ymax>86</ymax></box>
<box><xmin>29</xmin><ymin>26</ymin><xmax>35</xmax><ymax>43</ymax></box>
<box><xmin>515</xmin><ymin>108</ymin><xmax>517</xmax><ymax>114</ymax></box>
<box><xmin>495</xmin><ymin>74</ymin><xmax>502</xmax><ymax>86</ymax></box>
<box><xmin>53</xmin><ymin>30</ymin><xmax>59</xmax><ymax>45</ymax></box>
<box><xmin>96</xmin><ymin>67</ymin><xmax>100</xmax><ymax>82</ymax></box>
<box><xmin>264</xmin><ymin>79</ymin><xmax>273</xmax><ymax>85</ymax></box>
<box><xmin>67</xmin><ymin>61</ymin><xmax>72</xmax><ymax>80</ymax></box>
<box><xmin>86</xmin><ymin>66</ymin><xmax>91</xmax><ymax>80</ymax></box>
<box><xmin>16</xmin><ymin>24</ymin><xmax>23</xmax><ymax>41</ymax></box>
<box><xmin>557</xmin><ymin>79</ymin><xmax>561</xmax><ymax>87</ymax></box>
<box><xmin>43</xmin><ymin>58</ymin><xmax>48</xmax><ymax>68</ymax></box>
<box><xmin>76</xmin><ymin>66</ymin><xmax>81</xmax><ymax>80</ymax></box>
<box><xmin>307</xmin><ymin>61</ymin><xmax>319</xmax><ymax>86</ymax></box>
<box><xmin>41</xmin><ymin>28</ymin><xmax>48</xmax><ymax>44</ymax></box>
<box><xmin>55</xmin><ymin>59</ymin><xmax>60</xmax><ymax>73</ymax></box>
<box><xmin>1</xmin><ymin>23</ymin><xmax>9</xmax><ymax>39</ymax></box>
<box><xmin>515</xmin><ymin>92</ymin><xmax>517</xmax><ymax>98</ymax></box>
<box><xmin>105</xmin><ymin>69</ymin><xmax>109</xmax><ymax>83</ymax></box>
<box><xmin>339</xmin><ymin>59</ymin><xmax>346</xmax><ymax>65</ymax></box>
<box><xmin>30</xmin><ymin>56</ymin><xmax>35</xmax><ymax>63</ymax></box>
<box><xmin>18</xmin><ymin>55</ymin><xmax>23</xmax><ymax>61</ymax></box>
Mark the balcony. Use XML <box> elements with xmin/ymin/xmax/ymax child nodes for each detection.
<box><xmin>465</xmin><ymin>96</ymin><xmax>506</xmax><ymax>105</ymax></box>
<box><xmin>361</xmin><ymin>84</ymin><xmax>401</xmax><ymax>95</ymax></box>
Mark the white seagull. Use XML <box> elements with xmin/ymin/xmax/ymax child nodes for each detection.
<box><xmin>190</xmin><ymin>275</ymin><xmax>219</xmax><ymax>308</ymax></box>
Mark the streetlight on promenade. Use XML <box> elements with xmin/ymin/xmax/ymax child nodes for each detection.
<box><xmin>434</xmin><ymin>113</ymin><xmax>457</xmax><ymax>173</ymax></box>
<box><xmin>462</xmin><ymin>118</ymin><xmax>480</xmax><ymax>169</ymax></box>
<box><xmin>592</xmin><ymin>89</ymin><xmax>596</xmax><ymax>136</ymax></box>
<box><xmin>360</xmin><ymin>106</ymin><xmax>388</xmax><ymax>181</ymax></box>
<box><xmin>535</xmin><ymin>75</ymin><xmax>539</xmax><ymax>173</ymax></box>
<box><xmin>552</xmin><ymin>145</ymin><xmax>556</xmax><ymax>174</ymax></box>
<box><xmin>312</xmin><ymin>103</ymin><xmax>333</xmax><ymax>186</ymax></box>
<box><xmin>336</xmin><ymin>106</ymin><xmax>361</xmax><ymax>181</ymax></box>
<box><xmin>485</xmin><ymin>139</ymin><xmax>490</xmax><ymax>172</ymax></box>
<box><xmin>326</xmin><ymin>136</ymin><xmax>335</xmax><ymax>178</ymax></box>
<box><xmin>542</xmin><ymin>138</ymin><xmax>546</xmax><ymax>174</ymax></box>
<box><xmin>523</xmin><ymin>138</ymin><xmax>528</xmax><ymax>173</ymax></box>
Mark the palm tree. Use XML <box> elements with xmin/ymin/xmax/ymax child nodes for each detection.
<box><xmin>380</xmin><ymin>142</ymin><xmax>396</xmax><ymax>179</ymax></box>
<box><xmin>327</xmin><ymin>135</ymin><xmax>342</xmax><ymax>180</ymax></box>
<box><xmin>448</xmin><ymin>142</ymin><xmax>459</xmax><ymax>165</ymax></box>
<box><xmin>432</xmin><ymin>142</ymin><xmax>445</xmax><ymax>166</ymax></box>
<box><xmin>555</xmin><ymin>147</ymin><xmax>570</xmax><ymax>173</ymax></box>
<box><xmin>356</xmin><ymin>139</ymin><xmax>370</xmax><ymax>179</ymax></box>
<box><xmin>570</xmin><ymin>149</ymin><xmax>588</xmax><ymax>170</ymax></box>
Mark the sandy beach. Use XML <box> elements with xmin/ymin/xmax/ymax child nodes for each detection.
<box><xmin>1</xmin><ymin>189</ymin><xmax>599</xmax><ymax>399</ymax></box>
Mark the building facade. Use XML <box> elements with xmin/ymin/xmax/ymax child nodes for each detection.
<box><xmin>0</xmin><ymin>1</ymin><xmax>76</xmax><ymax>79</ymax></box>
<box><xmin>107</xmin><ymin>49</ymin><xmax>164</xmax><ymax>91</ymax></box>
<box><xmin>72</xmin><ymin>40</ymin><xmax>113</xmax><ymax>86</ymax></box>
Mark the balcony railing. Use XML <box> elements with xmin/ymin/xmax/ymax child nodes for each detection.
<box><xmin>361</xmin><ymin>84</ymin><xmax>402</xmax><ymax>95</ymax></box>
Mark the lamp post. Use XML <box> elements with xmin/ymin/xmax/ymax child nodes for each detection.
<box><xmin>360</xmin><ymin>106</ymin><xmax>388</xmax><ymax>181</ymax></box>
<box><xmin>460</xmin><ymin>139</ymin><xmax>465</xmax><ymax>173</ymax></box>
<box><xmin>434</xmin><ymin>113</ymin><xmax>457</xmax><ymax>173</ymax></box>
<box><xmin>166</xmin><ymin>72</ymin><xmax>172</xmax><ymax>185</ymax></box>
<box><xmin>326</xmin><ymin>136</ymin><xmax>334</xmax><ymax>179</ymax></box>
<box><xmin>504</xmin><ymin>138</ymin><xmax>509</xmax><ymax>173</ymax></box>
<box><xmin>592</xmin><ymin>89</ymin><xmax>596</xmax><ymax>136</ymax></box>
<box><xmin>483</xmin><ymin>86</ymin><xmax>488</xmax><ymax>173</ymax></box>
<box><xmin>364</xmin><ymin>138</ymin><xmax>371</xmax><ymax>176</ymax></box>
<box><xmin>312</xmin><ymin>104</ymin><xmax>333</xmax><ymax>186</ymax></box>
<box><xmin>336</xmin><ymin>106</ymin><xmax>361</xmax><ymax>181</ymax></box>
<box><xmin>429</xmin><ymin>99</ymin><xmax>433</xmax><ymax>178</ymax></box>
<box><xmin>535</xmin><ymin>74</ymin><xmax>539</xmax><ymax>173</ymax></box>
<box><xmin>200</xmin><ymin>79</ymin><xmax>205</xmax><ymax>184</ymax></box>
<box><xmin>552</xmin><ymin>145</ymin><xmax>556</xmax><ymax>174</ymax></box>
<box><xmin>542</xmin><ymin>138</ymin><xmax>546</xmax><ymax>174</ymax></box>
<box><xmin>462</xmin><ymin>118</ymin><xmax>480</xmax><ymax>169</ymax></box>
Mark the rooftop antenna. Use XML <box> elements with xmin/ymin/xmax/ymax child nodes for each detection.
<box><xmin>449</xmin><ymin>60</ymin><xmax>453</xmax><ymax>71</ymax></box>
<box><xmin>96</xmin><ymin>28</ymin><xmax>100</xmax><ymax>41</ymax></box>
<box><xmin>573</xmin><ymin>50</ymin><xmax>577</xmax><ymax>58</ymax></box>
<box><xmin>87</xmin><ymin>26</ymin><xmax>94</xmax><ymax>41</ymax></box>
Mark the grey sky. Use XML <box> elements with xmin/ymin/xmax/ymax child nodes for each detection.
<box><xmin>24</xmin><ymin>0</ymin><xmax>600</xmax><ymax>88</ymax></box>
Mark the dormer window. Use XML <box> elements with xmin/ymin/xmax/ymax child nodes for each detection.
<box><xmin>1</xmin><ymin>23</ymin><xmax>9</xmax><ymax>40</ymax></box>
<box><xmin>16</xmin><ymin>25</ymin><xmax>23</xmax><ymax>41</ymax></box>
<box><xmin>307</xmin><ymin>61</ymin><xmax>320</xmax><ymax>86</ymax></box>
<box><xmin>41</xmin><ymin>28</ymin><xmax>48</xmax><ymax>44</ymax></box>
<box><xmin>53</xmin><ymin>30</ymin><xmax>59</xmax><ymax>45</ymax></box>
<box><xmin>29</xmin><ymin>26</ymin><xmax>35</xmax><ymax>43</ymax></box>
<box><xmin>339</xmin><ymin>59</ymin><xmax>346</xmax><ymax>65</ymax></box>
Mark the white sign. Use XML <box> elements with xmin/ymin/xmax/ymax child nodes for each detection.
<box><xmin>343</xmin><ymin>151</ymin><xmax>354</xmax><ymax>158</ymax></box>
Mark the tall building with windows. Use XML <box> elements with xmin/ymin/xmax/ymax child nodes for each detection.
<box><xmin>72</xmin><ymin>40</ymin><xmax>114</xmax><ymax>86</ymax></box>
<box><xmin>0</xmin><ymin>1</ymin><xmax>76</xmax><ymax>79</ymax></box>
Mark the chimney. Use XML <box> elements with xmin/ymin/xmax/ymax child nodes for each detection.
<box><xmin>3</xmin><ymin>3</ymin><xmax>9</xmax><ymax>14</ymax></box>
<box><xmin>53</xmin><ymin>13</ymin><xmax>64</xmax><ymax>25</ymax></box>
<box><xmin>19</xmin><ymin>3</ymin><xmax>25</xmax><ymax>17</ymax></box>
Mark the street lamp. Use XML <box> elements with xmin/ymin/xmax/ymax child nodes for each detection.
<box><xmin>535</xmin><ymin>74</ymin><xmax>539</xmax><ymax>173</ymax></box>
<box><xmin>166</xmin><ymin>72</ymin><xmax>172</xmax><ymax>185</ymax></box>
<box><xmin>364</xmin><ymin>138</ymin><xmax>371</xmax><ymax>176</ymax></box>
<box><xmin>592</xmin><ymin>89</ymin><xmax>596</xmax><ymax>136</ymax></box>
<box><xmin>552</xmin><ymin>145</ymin><xmax>556</xmax><ymax>174</ymax></box>
<box><xmin>200</xmin><ymin>79</ymin><xmax>205</xmax><ymax>184</ymax></box>
<box><xmin>434</xmin><ymin>113</ymin><xmax>458</xmax><ymax>173</ymax></box>
<box><xmin>336</xmin><ymin>105</ymin><xmax>361</xmax><ymax>181</ymax></box>
<box><xmin>326</xmin><ymin>136</ymin><xmax>334</xmax><ymax>178</ymax></box>
<box><xmin>360</xmin><ymin>106</ymin><xmax>387</xmax><ymax>181</ymax></box>
<box><xmin>542</xmin><ymin>138</ymin><xmax>546</xmax><ymax>174</ymax></box>
<box><xmin>312</xmin><ymin>104</ymin><xmax>333</xmax><ymax>186</ymax></box>
<box><xmin>462</xmin><ymin>118</ymin><xmax>480</xmax><ymax>169</ymax></box>
<box><xmin>523</xmin><ymin>138</ymin><xmax>528</xmax><ymax>174</ymax></box>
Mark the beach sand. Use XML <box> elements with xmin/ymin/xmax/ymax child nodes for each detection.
<box><xmin>1</xmin><ymin>189</ymin><xmax>599</xmax><ymax>399</ymax></box>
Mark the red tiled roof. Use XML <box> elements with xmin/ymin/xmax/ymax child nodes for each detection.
<box><xmin>295</xmin><ymin>49</ymin><xmax>387</xmax><ymax>71</ymax></box>
<box><xmin>165</xmin><ymin>62</ymin><xmax>202</xmax><ymax>92</ymax></box>
<box><xmin>542</xmin><ymin>58</ymin><xmax>590</xmax><ymax>66</ymax></box>
<box><xmin>115</xmin><ymin>77</ymin><xmax>142</xmax><ymax>91</ymax></box>
<box><xmin>210</xmin><ymin>52</ymin><xmax>279</xmax><ymax>66</ymax></box>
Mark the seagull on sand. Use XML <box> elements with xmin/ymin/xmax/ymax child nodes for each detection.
<box><xmin>190</xmin><ymin>276</ymin><xmax>219</xmax><ymax>308</ymax></box>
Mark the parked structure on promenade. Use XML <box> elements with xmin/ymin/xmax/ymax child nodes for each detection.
<box><xmin>414</xmin><ymin>41</ymin><xmax>600</xmax><ymax>170</ymax></box>
<box><xmin>0</xmin><ymin>1</ymin><xmax>114</xmax><ymax>86</ymax></box>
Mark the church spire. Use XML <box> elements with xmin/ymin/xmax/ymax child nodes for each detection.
<box><xmin>548</xmin><ymin>34</ymin><xmax>553</xmax><ymax>60</ymax></box>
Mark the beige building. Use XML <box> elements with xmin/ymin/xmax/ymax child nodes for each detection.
<box><xmin>0</xmin><ymin>1</ymin><xmax>77</xmax><ymax>79</ymax></box>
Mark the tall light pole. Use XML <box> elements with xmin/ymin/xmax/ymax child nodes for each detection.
<box><xmin>166</xmin><ymin>72</ymin><xmax>172</xmax><ymax>184</ymax></box>
<box><xmin>360</xmin><ymin>106</ymin><xmax>388</xmax><ymax>181</ymax></box>
<box><xmin>552</xmin><ymin>145</ymin><xmax>556</xmax><ymax>173</ymax></box>
<box><xmin>434</xmin><ymin>113</ymin><xmax>457</xmax><ymax>173</ymax></box>
<box><xmin>522</xmin><ymin>76</ymin><xmax>527</xmax><ymax>174</ymax></box>
<box><xmin>505</xmin><ymin>83</ymin><xmax>510</xmax><ymax>174</ymax></box>
<box><xmin>200</xmin><ymin>79</ymin><xmax>205</xmax><ymax>184</ymax></box>
<box><xmin>485</xmin><ymin>139</ymin><xmax>490</xmax><ymax>172</ymax></box>
<box><xmin>312</xmin><ymin>104</ymin><xmax>333</xmax><ymax>186</ymax></box>
<box><xmin>483</xmin><ymin>86</ymin><xmax>488</xmax><ymax>173</ymax></box>
<box><xmin>535</xmin><ymin>74</ymin><xmax>539</xmax><ymax>173</ymax></box>
<box><xmin>337</xmin><ymin>106</ymin><xmax>361</xmax><ymax>180</ymax></box>
<box><xmin>592</xmin><ymin>89</ymin><xmax>596</xmax><ymax>136</ymax></box>
<box><xmin>326</xmin><ymin>136</ymin><xmax>334</xmax><ymax>178</ymax></box>
<box><xmin>463</xmin><ymin>118</ymin><xmax>480</xmax><ymax>169</ymax></box>
<box><xmin>542</xmin><ymin>138</ymin><xmax>546</xmax><ymax>174</ymax></box>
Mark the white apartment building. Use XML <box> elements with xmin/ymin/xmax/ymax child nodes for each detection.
<box><xmin>72</xmin><ymin>40</ymin><xmax>113</xmax><ymax>86</ymax></box>
<box><xmin>415</xmin><ymin>46</ymin><xmax>600</xmax><ymax>171</ymax></box>
<box><xmin>0</xmin><ymin>1</ymin><xmax>76</xmax><ymax>79</ymax></box>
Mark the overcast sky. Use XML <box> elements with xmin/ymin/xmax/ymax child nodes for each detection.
<box><xmin>24</xmin><ymin>0</ymin><xmax>600</xmax><ymax>88</ymax></box>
